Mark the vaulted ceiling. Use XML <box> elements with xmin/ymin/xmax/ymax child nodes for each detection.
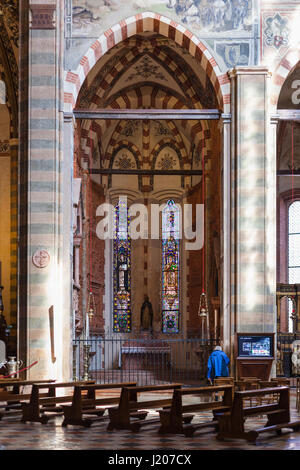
<box><xmin>76</xmin><ymin>33</ymin><xmax>219</xmax><ymax>188</ymax></box>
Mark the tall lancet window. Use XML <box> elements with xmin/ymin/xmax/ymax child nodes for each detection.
<box><xmin>113</xmin><ymin>199</ymin><xmax>131</xmax><ymax>332</ymax></box>
<box><xmin>162</xmin><ymin>200</ymin><xmax>180</xmax><ymax>334</ymax></box>
<box><xmin>288</xmin><ymin>201</ymin><xmax>300</xmax><ymax>332</ymax></box>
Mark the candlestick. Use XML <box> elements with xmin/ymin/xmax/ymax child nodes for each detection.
<box><xmin>214</xmin><ymin>308</ymin><xmax>218</xmax><ymax>339</ymax></box>
<box><xmin>86</xmin><ymin>312</ymin><xmax>89</xmax><ymax>339</ymax></box>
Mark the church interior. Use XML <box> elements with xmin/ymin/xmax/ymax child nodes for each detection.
<box><xmin>0</xmin><ymin>0</ymin><xmax>299</xmax><ymax>452</ymax></box>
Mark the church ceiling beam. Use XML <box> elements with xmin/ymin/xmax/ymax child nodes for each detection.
<box><xmin>90</xmin><ymin>169</ymin><xmax>202</xmax><ymax>175</ymax></box>
<box><xmin>72</xmin><ymin>109</ymin><xmax>221</xmax><ymax>120</ymax></box>
<box><xmin>277</xmin><ymin>171</ymin><xmax>300</xmax><ymax>176</ymax></box>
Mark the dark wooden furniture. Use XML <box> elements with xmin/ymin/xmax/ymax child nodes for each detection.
<box><xmin>235</xmin><ymin>333</ymin><xmax>275</xmax><ymax>381</ymax></box>
<box><xmin>216</xmin><ymin>386</ymin><xmax>300</xmax><ymax>443</ymax></box>
<box><xmin>107</xmin><ymin>383</ymin><xmax>182</xmax><ymax>431</ymax></box>
<box><xmin>0</xmin><ymin>379</ymin><xmax>56</xmax><ymax>417</ymax></box>
<box><xmin>61</xmin><ymin>382</ymin><xmax>137</xmax><ymax>427</ymax></box>
<box><xmin>235</xmin><ymin>378</ymin><xmax>262</xmax><ymax>406</ymax></box>
<box><xmin>271</xmin><ymin>377</ymin><xmax>290</xmax><ymax>386</ymax></box>
<box><xmin>21</xmin><ymin>381</ymin><xmax>94</xmax><ymax>424</ymax></box>
<box><xmin>214</xmin><ymin>377</ymin><xmax>235</xmax><ymax>400</ymax></box>
<box><xmin>159</xmin><ymin>385</ymin><xmax>233</xmax><ymax>436</ymax></box>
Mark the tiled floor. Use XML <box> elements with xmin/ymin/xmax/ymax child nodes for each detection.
<box><xmin>0</xmin><ymin>393</ymin><xmax>299</xmax><ymax>451</ymax></box>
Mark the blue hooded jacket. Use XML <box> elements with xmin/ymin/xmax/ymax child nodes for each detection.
<box><xmin>207</xmin><ymin>349</ymin><xmax>230</xmax><ymax>380</ymax></box>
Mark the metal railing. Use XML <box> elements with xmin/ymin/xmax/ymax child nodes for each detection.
<box><xmin>73</xmin><ymin>336</ymin><xmax>218</xmax><ymax>386</ymax></box>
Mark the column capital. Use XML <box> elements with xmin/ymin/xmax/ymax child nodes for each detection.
<box><xmin>29</xmin><ymin>4</ymin><xmax>56</xmax><ymax>30</ymax></box>
<box><xmin>221</xmin><ymin>113</ymin><xmax>231</xmax><ymax>124</ymax></box>
<box><xmin>228</xmin><ymin>66</ymin><xmax>271</xmax><ymax>79</ymax></box>
<box><xmin>64</xmin><ymin>112</ymin><xmax>75</xmax><ymax>125</ymax></box>
<box><xmin>270</xmin><ymin>115</ymin><xmax>279</xmax><ymax>126</ymax></box>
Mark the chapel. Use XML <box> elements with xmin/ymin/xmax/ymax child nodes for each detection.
<box><xmin>0</xmin><ymin>0</ymin><xmax>299</xmax><ymax>451</ymax></box>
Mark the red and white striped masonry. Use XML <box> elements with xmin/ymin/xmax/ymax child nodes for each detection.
<box><xmin>270</xmin><ymin>47</ymin><xmax>300</xmax><ymax>109</ymax></box>
<box><xmin>64</xmin><ymin>12</ymin><xmax>230</xmax><ymax>113</ymax></box>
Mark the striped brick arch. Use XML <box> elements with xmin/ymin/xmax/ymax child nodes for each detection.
<box><xmin>79</xmin><ymin>35</ymin><xmax>210</xmax><ymax>110</ymax></box>
<box><xmin>64</xmin><ymin>11</ymin><xmax>230</xmax><ymax>113</ymax></box>
<box><xmin>270</xmin><ymin>47</ymin><xmax>300</xmax><ymax>110</ymax></box>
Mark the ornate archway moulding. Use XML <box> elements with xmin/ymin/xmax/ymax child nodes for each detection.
<box><xmin>64</xmin><ymin>12</ymin><xmax>229</xmax><ymax>114</ymax></box>
<box><xmin>32</xmin><ymin>249</ymin><xmax>50</xmax><ymax>269</ymax></box>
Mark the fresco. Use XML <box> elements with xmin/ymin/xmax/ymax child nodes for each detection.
<box><xmin>66</xmin><ymin>0</ymin><xmax>256</xmax><ymax>70</ymax></box>
<box><xmin>215</xmin><ymin>42</ymin><xmax>250</xmax><ymax>68</ymax></box>
<box><xmin>71</xmin><ymin>0</ymin><xmax>253</xmax><ymax>37</ymax></box>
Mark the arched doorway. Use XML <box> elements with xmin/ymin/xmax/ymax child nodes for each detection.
<box><xmin>69</xmin><ymin>25</ymin><xmax>225</xmax><ymax>383</ymax></box>
<box><xmin>276</xmin><ymin>59</ymin><xmax>300</xmax><ymax>378</ymax></box>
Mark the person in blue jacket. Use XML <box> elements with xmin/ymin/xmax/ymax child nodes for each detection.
<box><xmin>207</xmin><ymin>345</ymin><xmax>230</xmax><ymax>384</ymax></box>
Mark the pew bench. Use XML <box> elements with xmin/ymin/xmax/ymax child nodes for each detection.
<box><xmin>21</xmin><ymin>381</ymin><xmax>94</xmax><ymax>424</ymax></box>
<box><xmin>107</xmin><ymin>383</ymin><xmax>183</xmax><ymax>432</ymax></box>
<box><xmin>61</xmin><ymin>382</ymin><xmax>138</xmax><ymax>427</ymax></box>
<box><xmin>215</xmin><ymin>386</ymin><xmax>300</xmax><ymax>444</ymax></box>
<box><xmin>159</xmin><ymin>385</ymin><xmax>233</xmax><ymax>436</ymax></box>
<box><xmin>0</xmin><ymin>380</ymin><xmax>56</xmax><ymax>418</ymax></box>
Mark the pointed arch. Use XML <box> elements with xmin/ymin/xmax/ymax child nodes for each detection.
<box><xmin>64</xmin><ymin>12</ymin><xmax>229</xmax><ymax>113</ymax></box>
<box><xmin>270</xmin><ymin>47</ymin><xmax>300</xmax><ymax>110</ymax></box>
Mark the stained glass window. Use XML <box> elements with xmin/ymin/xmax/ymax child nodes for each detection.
<box><xmin>162</xmin><ymin>200</ymin><xmax>180</xmax><ymax>334</ymax></box>
<box><xmin>288</xmin><ymin>201</ymin><xmax>300</xmax><ymax>332</ymax></box>
<box><xmin>113</xmin><ymin>199</ymin><xmax>131</xmax><ymax>332</ymax></box>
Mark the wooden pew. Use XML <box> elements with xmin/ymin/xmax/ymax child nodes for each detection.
<box><xmin>235</xmin><ymin>378</ymin><xmax>261</xmax><ymax>406</ymax></box>
<box><xmin>0</xmin><ymin>380</ymin><xmax>56</xmax><ymax>418</ymax></box>
<box><xmin>62</xmin><ymin>382</ymin><xmax>137</xmax><ymax>427</ymax></box>
<box><xmin>108</xmin><ymin>383</ymin><xmax>182</xmax><ymax>431</ymax></box>
<box><xmin>159</xmin><ymin>385</ymin><xmax>233</xmax><ymax>436</ymax></box>
<box><xmin>214</xmin><ymin>377</ymin><xmax>235</xmax><ymax>401</ymax></box>
<box><xmin>271</xmin><ymin>377</ymin><xmax>290</xmax><ymax>386</ymax></box>
<box><xmin>21</xmin><ymin>381</ymin><xmax>94</xmax><ymax>424</ymax></box>
<box><xmin>216</xmin><ymin>386</ymin><xmax>300</xmax><ymax>443</ymax></box>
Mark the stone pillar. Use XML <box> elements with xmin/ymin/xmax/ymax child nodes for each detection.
<box><xmin>9</xmin><ymin>138</ymin><xmax>18</xmax><ymax>353</ymax></box>
<box><xmin>221</xmin><ymin>114</ymin><xmax>231</xmax><ymax>355</ymax></box>
<box><xmin>229</xmin><ymin>67</ymin><xmax>276</xmax><ymax>334</ymax></box>
<box><xmin>23</xmin><ymin>2</ymin><xmax>71</xmax><ymax>380</ymax></box>
<box><xmin>62</xmin><ymin>113</ymin><xmax>75</xmax><ymax>379</ymax></box>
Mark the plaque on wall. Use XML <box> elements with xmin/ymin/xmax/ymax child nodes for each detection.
<box><xmin>32</xmin><ymin>249</ymin><xmax>50</xmax><ymax>268</ymax></box>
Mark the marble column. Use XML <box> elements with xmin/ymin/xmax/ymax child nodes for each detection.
<box><xmin>229</xmin><ymin>67</ymin><xmax>276</xmax><ymax>334</ymax></box>
<box><xmin>221</xmin><ymin>114</ymin><xmax>231</xmax><ymax>355</ymax></box>
<box><xmin>23</xmin><ymin>2</ymin><xmax>71</xmax><ymax>380</ymax></box>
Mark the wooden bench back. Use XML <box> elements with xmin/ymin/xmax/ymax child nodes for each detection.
<box><xmin>0</xmin><ymin>379</ymin><xmax>56</xmax><ymax>388</ymax></box>
<box><xmin>123</xmin><ymin>384</ymin><xmax>182</xmax><ymax>394</ymax></box>
<box><xmin>271</xmin><ymin>377</ymin><xmax>290</xmax><ymax>386</ymax></box>
<box><xmin>119</xmin><ymin>383</ymin><xmax>182</xmax><ymax>411</ymax></box>
<box><xmin>29</xmin><ymin>381</ymin><xmax>95</xmax><ymax>405</ymax></box>
<box><xmin>31</xmin><ymin>381</ymin><xmax>94</xmax><ymax>390</ymax></box>
<box><xmin>72</xmin><ymin>382</ymin><xmax>137</xmax><ymax>405</ymax></box>
<box><xmin>171</xmin><ymin>385</ymin><xmax>233</xmax><ymax>416</ymax></box>
<box><xmin>74</xmin><ymin>382</ymin><xmax>136</xmax><ymax>392</ymax></box>
<box><xmin>230</xmin><ymin>386</ymin><xmax>290</xmax><ymax>430</ymax></box>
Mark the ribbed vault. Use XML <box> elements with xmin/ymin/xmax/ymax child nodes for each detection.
<box><xmin>76</xmin><ymin>32</ymin><xmax>219</xmax><ymax>190</ymax></box>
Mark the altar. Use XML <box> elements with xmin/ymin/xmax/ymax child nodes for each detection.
<box><xmin>120</xmin><ymin>338</ymin><xmax>171</xmax><ymax>382</ymax></box>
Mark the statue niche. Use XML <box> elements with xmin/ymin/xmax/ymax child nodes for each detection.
<box><xmin>140</xmin><ymin>295</ymin><xmax>153</xmax><ymax>333</ymax></box>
